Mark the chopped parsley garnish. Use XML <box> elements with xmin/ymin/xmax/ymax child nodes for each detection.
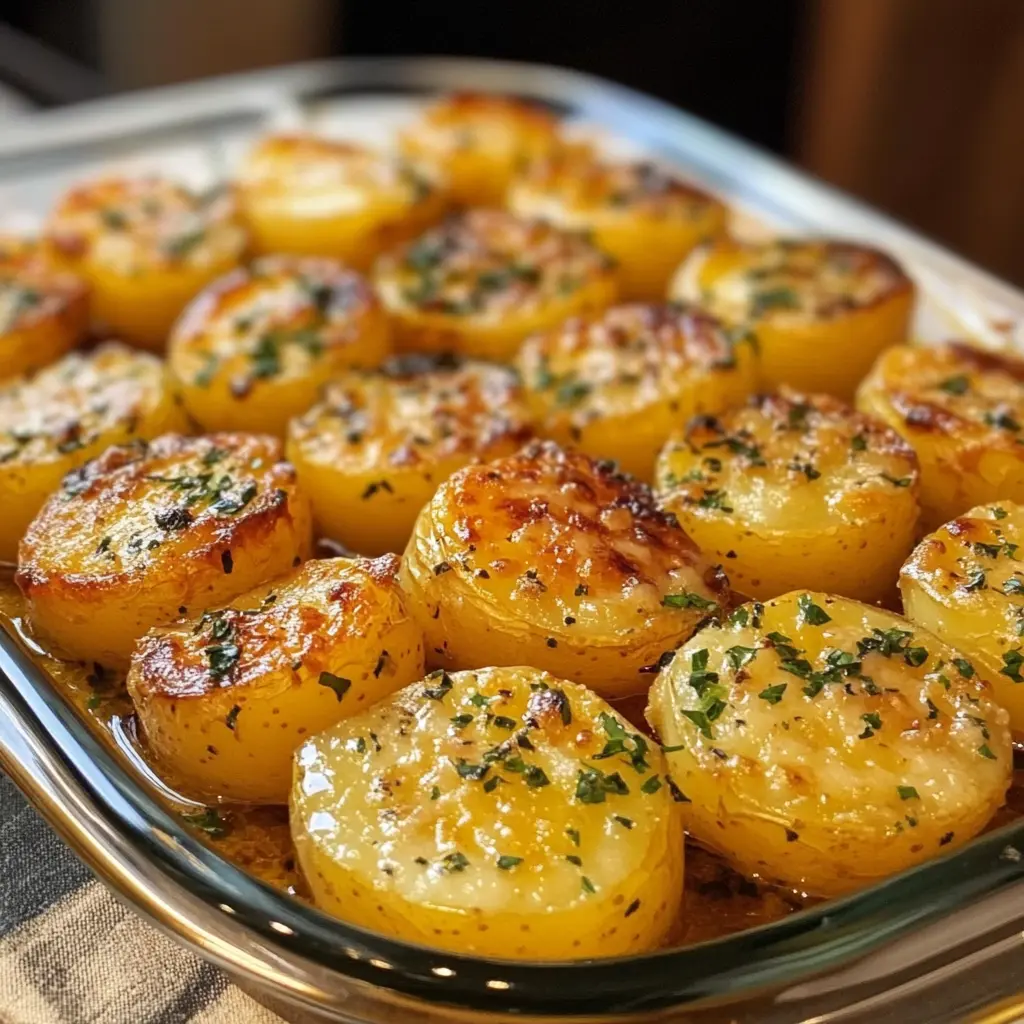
<box><xmin>225</xmin><ymin>704</ymin><xmax>241</xmax><ymax>730</ymax></box>
<box><xmin>897</xmin><ymin>785</ymin><xmax>920</xmax><ymax>801</ymax></box>
<box><xmin>662</xmin><ymin>591</ymin><xmax>718</xmax><ymax>612</ymax></box>
<box><xmin>318</xmin><ymin>672</ymin><xmax>351</xmax><ymax>701</ymax></box>
<box><xmin>496</xmin><ymin>855</ymin><xmax>522</xmax><ymax>870</ymax></box>
<box><xmin>206</xmin><ymin>643</ymin><xmax>240</xmax><ymax>680</ymax></box>
<box><xmin>758</xmin><ymin>683</ymin><xmax>787</xmax><ymax>705</ymax></box>
<box><xmin>725</xmin><ymin>645</ymin><xmax>758</xmax><ymax>670</ymax></box>
<box><xmin>181</xmin><ymin>808</ymin><xmax>229</xmax><ymax>837</ymax></box>
<box><xmin>938</xmin><ymin>375</ymin><xmax>969</xmax><ymax>395</ymax></box>
<box><xmin>1000</xmin><ymin>649</ymin><xmax>1024</xmax><ymax>683</ymax></box>
<box><xmin>440</xmin><ymin>852</ymin><xmax>469</xmax><ymax>873</ymax></box>
<box><xmin>798</xmin><ymin>594</ymin><xmax>831</xmax><ymax>625</ymax></box>
<box><xmin>576</xmin><ymin>766</ymin><xmax>629</xmax><ymax>804</ymax></box>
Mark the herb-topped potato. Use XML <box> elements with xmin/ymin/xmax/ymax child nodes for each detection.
<box><xmin>655</xmin><ymin>389</ymin><xmax>920</xmax><ymax>603</ymax></box>
<box><xmin>857</xmin><ymin>342</ymin><xmax>1024</xmax><ymax>529</ymax></box>
<box><xmin>373</xmin><ymin>210</ymin><xmax>619</xmax><ymax>361</ymax></box>
<box><xmin>671</xmin><ymin>238</ymin><xmax>914</xmax><ymax>399</ymax></box>
<box><xmin>647</xmin><ymin>591</ymin><xmax>1012</xmax><ymax>896</ymax></box>
<box><xmin>43</xmin><ymin>176</ymin><xmax>247</xmax><ymax>351</ymax></box>
<box><xmin>286</xmin><ymin>355</ymin><xmax>534</xmax><ymax>556</ymax></box>
<box><xmin>168</xmin><ymin>257</ymin><xmax>390</xmax><ymax>436</ymax></box>
<box><xmin>236</xmin><ymin>134</ymin><xmax>446</xmax><ymax>269</ymax></box>
<box><xmin>0</xmin><ymin>235</ymin><xmax>89</xmax><ymax>382</ymax></box>
<box><xmin>400</xmin><ymin>440</ymin><xmax>729</xmax><ymax>698</ymax></box>
<box><xmin>0</xmin><ymin>344</ymin><xmax>188</xmax><ymax>562</ymax></box>
<box><xmin>292</xmin><ymin>665</ymin><xmax>685</xmax><ymax>958</ymax></box>
<box><xmin>509</xmin><ymin>152</ymin><xmax>726</xmax><ymax>300</ymax></box>
<box><xmin>516</xmin><ymin>303</ymin><xmax>756</xmax><ymax>480</ymax></box>
<box><xmin>398</xmin><ymin>92</ymin><xmax>561</xmax><ymax>207</ymax></box>
<box><xmin>16</xmin><ymin>433</ymin><xmax>312</xmax><ymax>668</ymax></box>
<box><xmin>128</xmin><ymin>555</ymin><xmax>424</xmax><ymax>804</ymax></box>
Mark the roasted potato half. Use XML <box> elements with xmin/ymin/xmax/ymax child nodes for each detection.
<box><xmin>373</xmin><ymin>209</ymin><xmax>619</xmax><ymax>362</ymax></box>
<box><xmin>857</xmin><ymin>342</ymin><xmax>1024</xmax><ymax>529</ymax></box>
<box><xmin>647</xmin><ymin>590</ymin><xmax>1012</xmax><ymax>896</ymax></box>
<box><xmin>0</xmin><ymin>235</ymin><xmax>89</xmax><ymax>382</ymax></box>
<box><xmin>236</xmin><ymin>134</ymin><xmax>446</xmax><ymax>269</ymax></box>
<box><xmin>16</xmin><ymin>433</ymin><xmax>312</xmax><ymax>668</ymax></box>
<box><xmin>900</xmin><ymin>501</ymin><xmax>1024</xmax><ymax>736</ymax></box>
<box><xmin>168</xmin><ymin>256</ymin><xmax>390</xmax><ymax>436</ymax></box>
<box><xmin>292</xmin><ymin>665</ymin><xmax>685</xmax><ymax>959</ymax></box>
<box><xmin>516</xmin><ymin>303</ymin><xmax>756</xmax><ymax>480</ymax></box>
<box><xmin>671</xmin><ymin>238</ymin><xmax>914</xmax><ymax>399</ymax></box>
<box><xmin>400</xmin><ymin>440</ymin><xmax>729</xmax><ymax>698</ymax></box>
<box><xmin>128</xmin><ymin>555</ymin><xmax>424</xmax><ymax>804</ymax></box>
<box><xmin>654</xmin><ymin>390</ymin><xmax>920</xmax><ymax>603</ymax></box>
<box><xmin>398</xmin><ymin>92</ymin><xmax>561</xmax><ymax>207</ymax></box>
<box><xmin>509</xmin><ymin>153</ymin><xmax>726</xmax><ymax>300</ymax></box>
<box><xmin>43</xmin><ymin>176</ymin><xmax>247</xmax><ymax>351</ymax></box>
<box><xmin>0</xmin><ymin>343</ymin><xmax>188</xmax><ymax>562</ymax></box>
<box><xmin>286</xmin><ymin>355</ymin><xmax>534</xmax><ymax>556</ymax></box>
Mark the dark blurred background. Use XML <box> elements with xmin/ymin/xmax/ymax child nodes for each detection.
<box><xmin>3</xmin><ymin>0</ymin><xmax>1023</xmax><ymax>286</ymax></box>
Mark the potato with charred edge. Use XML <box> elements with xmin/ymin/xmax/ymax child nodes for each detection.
<box><xmin>236</xmin><ymin>134</ymin><xmax>446</xmax><ymax>269</ymax></box>
<box><xmin>647</xmin><ymin>591</ymin><xmax>1012</xmax><ymax>896</ymax></box>
<box><xmin>286</xmin><ymin>356</ymin><xmax>534</xmax><ymax>557</ymax></box>
<box><xmin>857</xmin><ymin>342</ymin><xmax>1024</xmax><ymax>530</ymax></box>
<box><xmin>0</xmin><ymin>344</ymin><xmax>188</xmax><ymax>562</ymax></box>
<box><xmin>128</xmin><ymin>555</ymin><xmax>424</xmax><ymax>804</ymax></box>
<box><xmin>400</xmin><ymin>440</ymin><xmax>729</xmax><ymax>699</ymax></box>
<box><xmin>168</xmin><ymin>257</ymin><xmax>390</xmax><ymax>436</ymax></box>
<box><xmin>43</xmin><ymin>176</ymin><xmax>247</xmax><ymax>351</ymax></box>
<box><xmin>0</xmin><ymin>236</ymin><xmax>89</xmax><ymax>382</ymax></box>
<box><xmin>510</xmin><ymin>152</ymin><xmax>726</xmax><ymax>300</ymax></box>
<box><xmin>374</xmin><ymin>210</ymin><xmax>618</xmax><ymax>362</ymax></box>
<box><xmin>517</xmin><ymin>303</ymin><xmax>756</xmax><ymax>481</ymax></box>
<box><xmin>655</xmin><ymin>389</ymin><xmax>920</xmax><ymax>603</ymax></box>
<box><xmin>292</xmin><ymin>665</ymin><xmax>685</xmax><ymax>959</ymax></box>
<box><xmin>671</xmin><ymin>239</ymin><xmax>914</xmax><ymax>399</ymax></box>
<box><xmin>16</xmin><ymin>433</ymin><xmax>312</xmax><ymax>668</ymax></box>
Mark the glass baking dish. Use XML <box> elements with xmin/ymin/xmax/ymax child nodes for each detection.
<box><xmin>2</xmin><ymin>56</ymin><xmax>1024</xmax><ymax>1024</ymax></box>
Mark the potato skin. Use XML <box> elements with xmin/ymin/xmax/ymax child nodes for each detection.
<box><xmin>292</xmin><ymin>665</ymin><xmax>685</xmax><ymax>959</ymax></box>
<box><xmin>647</xmin><ymin>590</ymin><xmax>1012</xmax><ymax>896</ymax></box>
<box><xmin>655</xmin><ymin>389</ymin><xmax>920</xmax><ymax>603</ymax></box>
<box><xmin>128</xmin><ymin>555</ymin><xmax>424</xmax><ymax>804</ymax></box>
<box><xmin>286</xmin><ymin>356</ymin><xmax>534</xmax><ymax>557</ymax></box>
<box><xmin>0</xmin><ymin>343</ymin><xmax>189</xmax><ymax>562</ymax></box>
<box><xmin>399</xmin><ymin>92</ymin><xmax>561</xmax><ymax>207</ymax></box>
<box><xmin>510</xmin><ymin>153</ymin><xmax>726</xmax><ymax>300</ymax></box>
<box><xmin>16</xmin><ymin>433</ymin><xmax>312</xmax><ymax>668</ymax></box>
<box><xmin>236</xmin><ymin>134</ymin><xmax>447</xmax><ymax>269</ymax></box>
<box><xmin>671</xmin><ymin>239</ymin><xmax>914</xmax><ymax>399</ymax></box>
<box><xmin>399</xmin><ymin>440</ymin><xmax>729</xmax><ymax>698</ymax></box>
<box><xmin>857</xmin><ymin>342</ymin><xmax>1024</xmax><ymax>530</ymax></box>
<box><xmin>43</xmin><ymin>176</ymin><xmax>247</xmax><ymax>351</ymax></box>
<box><xmin>516</xmin><ymin>303</ymin><xmax>756</xmax><ymax>481</ymax></box>
<box><xmin>373</xmin><ymin>209</ymin><xmax>619</xmax><ymax>362</ymax></box>
<box><xmin>168</xmin><ymin>256</ymin><xmax>390</xmax><ymax>436</ymax></box>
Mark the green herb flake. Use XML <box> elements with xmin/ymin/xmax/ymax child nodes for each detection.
<box><xmin>758</xmin><ymin>683</ymin><xmax>787</xmax><ymax>705</ymax></box>
<box><xmin>897</xmin><ymin>785</ymin><xmax>920</xmax><ymax>801</ymax></box>
<box><xmin>318</xmin><ymin>672</ymin><xmax>352</xmax><ymax>701</ymax></box>
<box><xmin>798</xmin><ymin>594</ymin><xmax>831</xmax><ymax>626</ymax></box>
<box><xmin>496</xmin><ymin>854</ymin><xmax>522</xmax><ymax>870</ymax></box>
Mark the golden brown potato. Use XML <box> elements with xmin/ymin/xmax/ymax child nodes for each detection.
<box><xmin>236</xmin><ymin>134</ymin><xmax>447</xmax><ymax>268</ymax></box>
<box><xmin>286</xmin><ymin>355</ymin><xmax>534</xmax><ymax>556</ymax></box>
<box><xmin>168</xmin><ymin>256</ymin><xmax>390</xmax><ymax>436</ymax></box>
<box><xmin>399</xmin><ymin>440</ymin><xmax>729</xmax><ymax>698</ymax></box>
<box><xmin>373</xmin><ymin>209</ymin><xmax>619</xmax><ymax>362</ymax></box>
<box><xmin>671</xmin><ymin>238</ymin><xmax>914</xmax><ymax>399</ymax></box>
<box><xmin>654</xmin><ymin>389</ymin><xmax>920</xmax><ymax>603</ymax></box>
<box><xmin>509</xmin><ymin>152</ymin><xmax>726</xmax><ymax>300</ymax></box>
<box><xmin>292</xmin><ymin>665</ymin><xmax>685</xmax><ymax>959</ymax></box>
<box><xmin>0</xmin><ymin>343</ymin><xmax>189</xmax><ymax>562</ymax></box>
<box><xmin>16</xmin><ymin>433</ymin><xmax>312</xmax><ymax>668</ymax></box>
<box><xmin>43</xmin><ymin>176</ymin><xmax>247</xmax><ymax>351</ymax></box>
<box><xmin>648</xmin><ymin>590</ymin><xmax>1012</xmax><ymax>896</ymax></box>
<box><xmin>516</xmin><ymin>303</ymin><xmax>756</xmax><ymax>480</ymax></box>
<box><xmin>857</xmin><ymin>342</ymin><xmax>1024</xmax><ymax>530</ymax></box>
<box><xmin>128</xmin><ymin>555</ymin><xmax>424</xmax><ymax>804</ymax></box>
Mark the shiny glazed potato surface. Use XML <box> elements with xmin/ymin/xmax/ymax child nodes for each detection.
<box><xmin>16</xmin><ymin>433</ymin><xmax>313</xmax><ymax>668</ymax></box>
<box><xmin>168</xmin><ymin>256</ymin><xmax>391</xmax><ymax>436</ymax></box>
<box><xmin>0</xmin><ymin>343</ymin><xmax>188</xmax><ymax>562</ymax></box>
<box><xmin>128</xmin><ymin>555</ymin><xmax>424</xmax><ymax>804</ymax></box>
<box><xmin>373</xmin><ymin>209</ymin><xmax>619</xmax><ymax>361</ymax></box>
<box><xmin>647</xmin><ymin>591</ymin><xmax>1012</xmax><ymax>896</ymax></box>
<box><xmin>291</xmin><ymin>665</ymin><xmax>685</xmax><ymax>958</ymax></box>
<box><xmin>286</xmin><ymin>356</ymin><xmax>534</xmax><ymax>556</ymax></box>
<box><xmin>516</xmin><ymin>303</ymin><xmax>757</xmax><ymax>480</ymax></box>
<box><xmin>400</xmin><ymin>440</ymin><xmax>729</xmax><ymax>698</ymax></box>
<box><xmin>655</xmin><ymin>389</ymin><xmax>921</xmax><ymax>603</ymax></box>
